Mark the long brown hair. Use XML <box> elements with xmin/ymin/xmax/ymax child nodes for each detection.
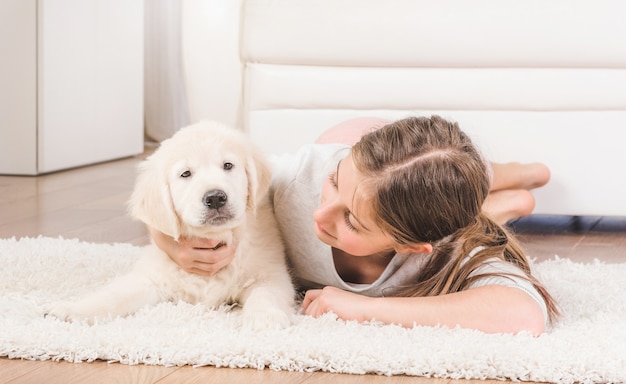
<box><xmin>351</xmin><ymin>115</ymin><xmax>559</xmax><ymax>322</ymax></box>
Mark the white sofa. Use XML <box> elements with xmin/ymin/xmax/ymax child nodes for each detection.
<box><xmin>180</xmin><ymin>0</ymin><xmax>626</xmax><ymax>217</ymax></box>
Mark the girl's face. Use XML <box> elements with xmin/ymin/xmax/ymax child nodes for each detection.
<box><xmin>313</xmin><ymin>154</ymin><xmax>396</xmax><ymax>256</ymax></box>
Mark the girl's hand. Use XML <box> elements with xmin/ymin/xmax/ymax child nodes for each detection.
<box><xmin>148</xmin><ymin>226</ymin><xmax>235</xmax><ymax>276</ymax></box>
<box><xmin>301</xmin><ymin>286</ymin><xmax>374</xmax><ymax>322</ymax></box>
<box><xmin>172</xmin><ymin>236</ymin><xmax>235</xmax><ymax>276</ymax></box>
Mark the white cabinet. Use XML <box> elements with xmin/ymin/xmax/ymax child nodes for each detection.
<box><xmin>0</xmin><ymin>0</ymin><xmax>144</xmax><ymax>175</ymax></box>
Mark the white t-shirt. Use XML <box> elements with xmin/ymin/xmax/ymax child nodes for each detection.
<box><xmin>269</xmin><ymin>143</ymin><xmax>548</xmax><ymax>323</ymax></box>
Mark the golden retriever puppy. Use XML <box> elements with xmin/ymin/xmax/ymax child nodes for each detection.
<box><xmin>47</xmin><ymin>121</ymin><xmax>296</xmax><ymax>330</ymax></box>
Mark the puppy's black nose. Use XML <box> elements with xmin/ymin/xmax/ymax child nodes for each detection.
<box><xmin>203</xmin><ymin>190</ymin><xmax>227</xmax><ymax>209</ymax></box>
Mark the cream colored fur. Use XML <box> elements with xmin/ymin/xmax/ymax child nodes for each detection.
<box><xmin>47</xmin><ymin>121</ymin><xmax>296</xmax><ymax>330</ymax></box>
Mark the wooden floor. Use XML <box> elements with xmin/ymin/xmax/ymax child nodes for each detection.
<box><xmin>1</xmin><ymin>151</ymin><xmax>625</xmax><ymax>384</ymax></box>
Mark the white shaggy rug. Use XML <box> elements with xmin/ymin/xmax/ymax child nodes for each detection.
<box><xmin>1</xmin><ymin>237</ymin><xmax>625</xmax><ymax>384</ymax></box>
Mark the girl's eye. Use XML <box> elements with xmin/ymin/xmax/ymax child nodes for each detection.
<box><xmin>328</xmin><ymin>172</ymin><xmax>357</xmax><ymax>231</ymax></box>
<box><xmin>223</xmin><ymin>162</ymin><xmax>233</xmax><ymax>170</ymax></box>
<box><xmin>327</xmin><ymin>172</ymin><xmax>338</xmax><ymax>188</ymax></box>
<box><xmin>180</xmin><ymin>170</ymin><xmax>191</xmax><ymax>178</ymax></box>
<box><xmin>344</xmin><ymin>212</ymin><xmax>358</xmax><ymax>232</ymax></box>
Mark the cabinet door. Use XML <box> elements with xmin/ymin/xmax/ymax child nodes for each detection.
<box><xmin>0</xmin><ymin>0</ymin><xmax>37</xmax><ymax>175</ymax></box>
<box><xmin>37</xmin><ymin>0</ymin><xmax>144</xmax><ymax>173</ymax></box>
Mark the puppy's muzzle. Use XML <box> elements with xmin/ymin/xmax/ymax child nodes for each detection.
<box><xmin>203</xmin><ymin>189</ymin><xmax>228</xmax><ymax>210</ymax></box>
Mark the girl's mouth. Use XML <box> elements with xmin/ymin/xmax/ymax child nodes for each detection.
<box><xmin>316</xmin><ymin>222</ymin><xmax>335</xmax><ymax>239</ymax></box>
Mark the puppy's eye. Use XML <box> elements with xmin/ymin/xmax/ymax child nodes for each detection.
<box><xmin>223</xmin><ymin>162</ymin><xmax>233</xmax><ymax>171</ymax></box>
<box><xmin>180</xmin><ymin>170</ymin><xmax>192</xmax><ymax>178</ymax></box>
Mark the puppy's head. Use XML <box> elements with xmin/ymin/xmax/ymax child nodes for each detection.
<box><xmin>128</xmin><ymin>121</ymin><xmax>271</xmax><ymax>240</ymax></box>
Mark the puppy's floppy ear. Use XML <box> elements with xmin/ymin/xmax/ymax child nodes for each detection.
<box><xmin>127</xmin><ymin>154</ymin><xmax>182</xmax><ymax>240</ymax></box>
<box><xmin>245</xmin><ymin>145</ymin><xmax>272</xmax><ymax>212</ymax></box>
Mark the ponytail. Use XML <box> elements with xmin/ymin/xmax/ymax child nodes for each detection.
<box><xmin>392</xmin><ymin>214</ymin><xmax>559</xmax><ymax>323</ymax></box>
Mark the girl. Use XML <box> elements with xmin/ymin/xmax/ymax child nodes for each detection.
<box><xmin>150</xmin><ymin>116</ymin><xmax>558</xmax><ymax>335</ymax></box>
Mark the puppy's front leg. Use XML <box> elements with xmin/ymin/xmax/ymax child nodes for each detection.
<box><xmin>46</xmin><ymin>274</ymin><xmax>161</xmax><ymax>324</ymax></box>
<box><xmin>240</xmin><ymin>281</ymin><xmax>295</xmax><ymax>330</ymax></box>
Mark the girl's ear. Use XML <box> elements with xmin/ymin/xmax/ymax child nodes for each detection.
<box><xmin>395</xmin><ymin>242</ymin><xmax>433</xmax><ymax>255</ymax></box>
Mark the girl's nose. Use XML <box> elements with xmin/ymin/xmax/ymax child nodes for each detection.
<box><xmin>313</xmin><ymin>198</ymin><xmax>337</xmax><ymax>226</ymax></box>
<box><xmin>312</xmin><ymin>202</ymin><xmax>328</xmax><ymax>224</ymax></box>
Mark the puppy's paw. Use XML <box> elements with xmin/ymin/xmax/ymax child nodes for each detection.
<box><xmin>241</xmin><ymin>306</ymin><xmax>292</xmax><ymax>331</ymax></box>
<box><xmin>45</xmin><ymin>302</ymin><xmax>94</xmax><ymax>325</ymax></box>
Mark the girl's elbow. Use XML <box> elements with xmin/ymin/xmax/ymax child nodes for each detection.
<box><xmin>523</xmin><ymin>313</ymin><xmax>545</xmax><ymax>336</ymax></box>
<box><xmin>490</xmin><ymin>310</ymin><xmax>544</xmax><ymax>335</ymax></box>
<box><xmin>492</xmin><ymin>286</ymin><xmax>547</xmax><ymax>335</ymax></box>
<box><xmin>512</xmin><ymin>298</ymin><xmax>546</xmax><ymax>336</ymax></box>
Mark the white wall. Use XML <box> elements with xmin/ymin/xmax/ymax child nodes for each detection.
<box><xmin>0</xmin><ymin>0</ymin><xmax>37</xmax><ymax>174</ymax></box>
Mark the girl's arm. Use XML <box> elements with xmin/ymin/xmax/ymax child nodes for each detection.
<box><xmin>301</xmin><ymin>285</ymin><xmax>545</xmax><ymax>335</ymax></box>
